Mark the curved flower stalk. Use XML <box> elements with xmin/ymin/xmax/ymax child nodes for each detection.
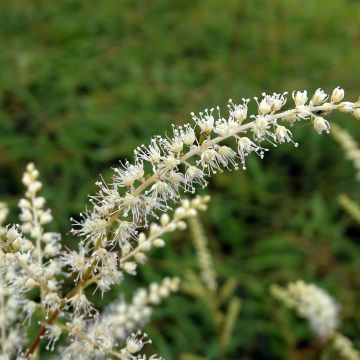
<box><xmin>0</xmin><ymin>86</ymin><xmax>357</xmax><ymax>357</ymax></box>
<box><xmin>66</xmin><ymin>87</ymin><xmax>359</xmax><ymax>311</ymax></box>
<box><xmin>29</xmin><ymin>87</ymin><xmax>360</xmax><ymax>356</ymax></box>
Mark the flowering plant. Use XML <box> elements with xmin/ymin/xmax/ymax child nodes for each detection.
<box><xmin>0</xmin><ymin>87</ymin><xmax>359</xmax><ymax>359</ymax></box>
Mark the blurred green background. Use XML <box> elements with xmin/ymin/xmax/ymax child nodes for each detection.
<box><xmin>0</xmin><ymin>0</ymin><xmax>359</xmax><ymax>359</ymax></box>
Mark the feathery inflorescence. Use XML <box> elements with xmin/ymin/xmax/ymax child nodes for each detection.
<box><xmin>65</xmin><ymin>87</ymin><xmax>358</xmax><ymax>309</ymax></box>
<box><xmin>271</xmin><ymin>281</ymin><xmax>360</xmax><ymax>359</ymax></box>
<box><xmin>270</xmin><ymin>280</ymin><xmax>339</xmax><ymax>340</ymax></box>
<box><xmin>0</xmin><ymin>87</ymin><xmax>359</xmax><ymax>359</ymax></box>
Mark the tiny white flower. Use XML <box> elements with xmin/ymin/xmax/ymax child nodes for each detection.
<box><xmin>292</xmin><ymin>90</ymin><xmax>308</xmax><ymax>106</ymax></box>
<box><xmin>67</xmin><ymin>291</ymin><xmax>94</xmax><ymax>315</ymax></box>
<box><xmin>311</xmin><ymin>88</ymin><xmax>328</xmax><ymax>105</ymax></box>
<box><xmin>217</xmin><ymin>145</ymin><xmax>239</xmax><ymax>170</ymax></box>
<box><xmin>125</xmin><ymin>331</ymin><xmax>151</xmax><ymax>354</ymax></box>
<box><xmin>180</xmin><ymin>124</ymin><xmax>196</xmax><ymax>146</ymax></box>
<box><xmin>252</xmin><ymin>116</ymin><xmax>270</xmax><ymax>140</ymax></box>
<box><xmin>275</xmin><ymin>125</ymin><xmax>298</xmax><ymax>146</ymax></box>
<box><xmin>236</xmin><ymin>137</ymin><xmax>266</xmax><ymax>169</ymax></box>
<box><xmin>185</xmin><ymin>166</ymin><xmax>207</xmax><ymax>190</ymax></box>
<box><xmin>123</xmin><ymin>261</ymin><xmax>137</xmax><ymax>275</ymax></box>
<box><xmin>313</xmin><ymin>116</ymin><xmax>330</xmax><ymax>134</ymax></box>
<box><xmin>257</xmin><ymin>97</ymin><xmax>272</xmax><ymax>114</ymax></box>
<box><xmin>214</xmin><ymin>118</ymin><xmax>230</xmax><ymax>137</ymax></box>
<box><xmin>198</xmin><ymin>148</ymin><xmax>223</xmax><ymax>174</ymax></box>
<box><xmin>331</xmin><ymin>86</ymin><xmax>345</xmax><ymax>103</ymax></box>
<box><xmin>191</xmin><ymin>108</ymin><xmax>215</xmax><ymax>134</ymax></box>
<box><xmin>339</xmin><ymin>101</ymin><xmax>355</xmax><ymax>113</ymax></box>
<box><xmin>227</xmin><ymin>98</ymin><xmax>249</xmax><ymax>122</ymax></box>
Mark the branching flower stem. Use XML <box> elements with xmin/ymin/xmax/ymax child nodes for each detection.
<box><xmin>26</xmin><ymin>95</ymin><xmax>357</xmax><ymax>357</ymax></box>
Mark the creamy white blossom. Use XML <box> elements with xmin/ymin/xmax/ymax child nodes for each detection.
<box><xmin>311</xmin><ymin>88</ymin><xmax>328</xmax><ymax>105</ymax></box>
<box><xmin>331</xmin><ymin>87</ymin><xmax>345</xmax><ymax>103</ymax></box>
<box><xmin>271</xmin><ymin>280</ymin><xmax>339</xmax><ymax>340</ymax></box>
<box><xmin>0</xmin><ymin>87</ymin><xmax>359</xmax><ymax>359</ymax></box>
<box><xmin>94</xmin><ymin>277</ymin><xmax>180</xmax><ymax>341</ymax></box>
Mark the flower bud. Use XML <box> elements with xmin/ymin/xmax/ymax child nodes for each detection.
<box><xmin>293</xmin><ymin>90</ymin><xmax>308</xmax><ymax>106</ymax></box>
<box><xmin>311</xmin><ymin>88</ymin><xmax>328</xmax><ymax>105</ymax></box>
<box><xmin>160</xmin><ymin>214</ymin><xmax>170</xmax><ymax>226</ymax></box>
<box><xmin>166</xmin><ymin>223</ymin><xmax>177</xmax><ymax>232</ymax></box>
<box><xmin>123</xmin><ymin>262</ymin><xmax>137</xmax><ymax>275</ymax></box>
<box><xmin>258</xmin><ymin>99</ymin><xmax>271</xmax><ymax>114</ymax></box>
<box><xmin>6</xmin><ymin>227</ymin><xmax>20</xmax><ymax>242</ymax></box>
<box><xmin>331</xmin><ymin>87</ymin><xmax>344</xmax><ymax>103</ymax></box>
<box><xmin>275</xmin><ymin>125</ymin><xmax>288</xmax><ymax>143</ymax></box>
<box><xmin>40</xmin><ymin>211</ymin><xmax>53</xmax><ymax>224</ymax></box>
<box><xmin>313</xmin><ymin>116</ymin><xmax>330</xmax><ymax>134</ymax></box>
<box><xmin>176</xmin><ymin>221</ymin><xmax>187</xmax><ymax>230</ymax></box>
<box><xmin>140</xmin><ymin>240</ymin><xmax>152</xmax><ymax>251</ymax></box>
<box><xmin>153</xmin><ymin>238</ymin><xmax>165</xmax><ymax>247</ymax></box>
<box><xmin>34</xmin><ymin>197</ymin><xmax>46</xmax><ymax>209</ymax></box>
<box><xmin>134</xmin><ymin>252</ymin><xmax>147</xmax><ymax>264</ymax></box>
<box><xmin>25</xmin><ymin>278</ymin><xmax>37</xmax><ymax>290</ymax></box>
<box><xmin>339</xmin><ymin>102</ymin><xmax>354</xmax><ymax>113</ymax></box>
<box><xmin>352</xmin><ymin>108</ymin><xmax>360</xmax><ymax>120</ymax></box>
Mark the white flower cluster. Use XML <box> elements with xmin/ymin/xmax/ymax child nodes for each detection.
<box><xmin>58</xmin><ymin>196</ymin><xmax>208</xmax><ymax>315</ymax></box>
<box><xmin>63</xmin><ymin>88</ymin><xmax>357</xmax><ymax>317</ymax></box>
<box><xmin>42</xmin><ymin>199</ymin><xmax>205</xmax><ymax>358</ymax></box>
<box><xmin>71</xmin><ymin>88</ymin><xmax>356</xmax><ymax>254</ymax></box>
<box><xmin>0</xmin><ymin>164</ymin><xmax>62</xmax><ymax>322</ymax></box>
<box><xmin>0</xmin><ymin>87</ymin><xmax>359</xmax><ymax>358</ymax></box>
<box><xmin>331</xmin><ymin>123</ymin><xmax>360</xmax><ymax>181</ymax></box>
<box><xmin>55</xmin><ymin>276</ymin><xmax>180</xmax><ymax>358</ymax></box>
<box><xmin>100</xmin><ymin>277</ymin><xmax>180</xmax><ymax>341</ymax></box>
<box><xmin>271</xmin><ymin>280</ymin><xmax>339</xmax><ymax>340</ymax></box>
<box><xmin>0</xmin><ymin>165</ymin><xmax>63</xmax><ymax>358</ymax></box>
<box><xmin>19</xmin><ymin>163</ymin><xmax>60</xmax><ymax>256</ymax></box>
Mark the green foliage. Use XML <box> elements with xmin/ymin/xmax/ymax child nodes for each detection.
<box><xmin>0</xmin><ymin>0</ymin><xmax>359</xmax><ymax>358</ymax></box>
